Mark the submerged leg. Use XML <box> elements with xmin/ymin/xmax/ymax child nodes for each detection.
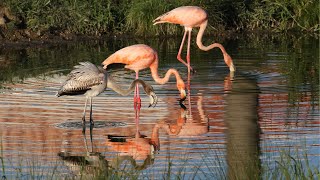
<box><xmin>134</xmin><ymin>106</ymin><xmax>140</xmax><ymax>134</ymax></box>
<box><xmin>89</xmin><ymin>97</ymin><xmax>94</xmax><ymax>126</ymax></box>
<box><xmin>82</xmin><ymin>122</ymin><xmax>89</xmax><ymax>153</ymax></box>
<box><xmin>82</xmin><ymin>97</ymin><xmax>88</xmax><ymax>125</ymax></box>
<box><xmin>89</xmin><ymin>120</ymin><xmax>94</xmax><ymax>152</ymax></box>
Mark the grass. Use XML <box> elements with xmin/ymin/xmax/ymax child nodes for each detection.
<box><xmin>0</xmin><ymin>143</ymin><xmax>319</xmax><ymax>179</ymax></box>
<box><xmin>264</xmin><ymin>150</ymin><xmax>320</xmax><ymax>180</ymax></box>
<box><xmin>2</xmin><ymin>0</ymin><xmax>319</xmax><ymax>37</ymax></box>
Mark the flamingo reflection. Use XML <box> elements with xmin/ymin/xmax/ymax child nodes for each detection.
<box><xmin>105</xmin><ymin>106</ymin><xmax>160</xmax><ymax>169</ymax></box>
<box><xmin>58</xmin><ymin>124</ymin><xmax>108</xmax><ymax>178</ymax></box>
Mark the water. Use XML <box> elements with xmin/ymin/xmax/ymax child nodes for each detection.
<box><xmin>0</xmin><ymin>35</ymin><xmax>319</xmax><ymax>179</ymax></box>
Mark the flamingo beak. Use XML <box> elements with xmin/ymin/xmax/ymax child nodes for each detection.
<box><xmin>229</xmin><ymin>62</ymin><xmax>236</xmax><ymax>72</ymax></box>
<box><xmin>223</xmin><ymin>53</ymin><xmax>235</xmax><ymax>72</ymax></box>
<box><xmin>179</xmin><ymin>89</ymin><xmax>186</xmax><ymax>102</ymax></box>
<box><xmin>148</xmin><ymin>92</ymin><xmax>158</xmax><ymax>108</ymax></box>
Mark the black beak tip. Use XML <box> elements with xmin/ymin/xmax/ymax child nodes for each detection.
<box><xmin>179</xmin><ymin>102</ymin><xmax>187</xmax><ymax>110</ymax></box>
<box><xmin>179</xmin><ymin>96</ymin><xmax>186</xmax><ymax>102</ymax></box>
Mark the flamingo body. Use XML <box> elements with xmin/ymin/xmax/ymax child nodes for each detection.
<box><xmin>154</xmin><ymin>6</ymin><xmax>207</xmax><ymax>28</ymax></box>
<box><xmin>102</xmin><ymin>44</ymin><xmax>186</xmax><ymax>101</ymax></box>
<box><xmin>153</xmin><ymin>6</ymin><xmax>235</xmax><ymax>73</ymax></box>
<box><xmin>105</xmin><ymin>44</ymin><xmax>156</xmax><ymax>73</ymax></box>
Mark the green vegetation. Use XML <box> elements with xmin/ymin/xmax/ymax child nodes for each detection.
<box><xmin>0</xmin><ymin>146</ymin><xmax>319</xmax><ymax>179</ymax></box>
<box><xmin>1</xmin><ymin>0</ymin><xmax>319</xmax><ymax>38</ymax></box>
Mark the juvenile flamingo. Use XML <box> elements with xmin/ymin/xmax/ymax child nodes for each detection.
<box><xmin>153</xmin><ymin>6</ymin><xmax>235</xmax><ymax>74</ymax></box>
<box><xmin>101</xmin><ymin>44</ymin><xmax>186</xmax><ymax>103</ymax></box>
<box><xmin>57</xmin><ymin>62</ymin><xmax>158</xmax><ymax>126</ymax></box>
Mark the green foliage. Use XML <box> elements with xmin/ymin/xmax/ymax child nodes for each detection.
<box><xmin>4</xmin><ymin>0</ymin><xmax>115</xmax><ymax>35</ymax></box>
<box><xmin>3</xmin><ymin>0</ymin><xmax>319</xmax><ymax>36</ymax></box>
<box><xmin>239</xmin><ymin>0</ymin><xmax>320</xmax><ymax>33</ymax></box>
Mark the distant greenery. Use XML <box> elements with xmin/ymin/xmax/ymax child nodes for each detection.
<box><xmin>2</xmin><ymin>0</ymin><xmax>319</xmax><ymax>37</ymax></box>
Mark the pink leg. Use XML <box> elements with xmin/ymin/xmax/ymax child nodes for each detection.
<box><xmin>186</xmin><ymin>29</ymin><xmax>192</xmax><ymax>75</ymax></box>
<box><xmin>177</xmin><ymin>30</ymin><xmax>193</xmax><ymax>71</ymax></box>
<box><xmin>134</xmin><ymin>105</ymin><xmax>140</xmax><ymax>133</ymax></box>
<box><xmin>134</xmin><ymin>71</ymin><xmax>141</xmax><ymax>106</ymax></box>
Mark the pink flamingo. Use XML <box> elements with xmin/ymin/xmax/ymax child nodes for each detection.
<box><xmin>153</xmin><ymin>6</ymin><xmax>236</xmax><ymax>74</ymax></box>
<box><xmin>101</xmin><ymin>44</ymin><xmax>186</xmax><ymax>104</ymax></box>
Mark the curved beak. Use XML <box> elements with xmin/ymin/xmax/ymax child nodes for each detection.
<box><xmin>148</xmin><ymin>92</ymin><xmax>158</xmax><ymax>108</ymax></box>
<box><xmin>229</xmin><ymin>62</ymin><xmax>236</xmax><ymax>72</ymax></box>
<box><xmin>179</xmin><ymin>89</ymin><xmax>186</xmax><ymax>102</ymax></box>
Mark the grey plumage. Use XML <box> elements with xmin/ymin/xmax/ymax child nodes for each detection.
<box><xmin>56</xmin><ymin>62</ymin><xmax>158</xmax><ymax>126</ymax></box>
<box><xmin>56</xmin><ymin>62</ymin><xmax>108</xmax><ymax>126</ymax></box>
<box><xmin>57</xmin><ymin>62</ymin><xmax>107</xmax><ymax>97</ymax></box>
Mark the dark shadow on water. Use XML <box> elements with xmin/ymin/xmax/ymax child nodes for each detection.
<box><xmin>55</xmin><ymin>121</ymin><xmax>126</xmax><ymax>129</ymax></box>
<box><xmin>224</xmin><ymin>73</ymin><xmax>261</xmax><ymax>179</ymax></box>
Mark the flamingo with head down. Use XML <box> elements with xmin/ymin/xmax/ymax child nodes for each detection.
<box><xmin>101</xmin><ymin>44</ymin><xmax>186</xmax><ymax>104</ymax></box>
<box><xmin>57</xmin><ymin>62</ymin><xmax>158</xmax><ymax>126</ymax></box>
<box><xmin>153</xmin><ymin>6</ymin><xmax>235</xmax><ymax>74</ymax></box>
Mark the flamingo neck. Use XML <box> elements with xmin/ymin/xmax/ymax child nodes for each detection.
<box><xmin>196</xmin><ymin>20</ymin><xmax>235</xmax><ymax>72</ymax></box>
<box><xmin>196</xmin><ymin>20</ymin><xmax>228</xmax><ymax>54</ymax></box>
<box><xmin>149</xmin><ymin>57</ymin><xmax>184</xmax><ymax>87</ymax></box>
<box><xmin>107</xmin><ymin>77</ymin><xmax>146</xmax><ymax>96</ymax></box>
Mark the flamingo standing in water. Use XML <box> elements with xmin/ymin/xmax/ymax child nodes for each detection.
<box><xmin>101</xmin><ymin>44</ymin><xmax>186</xmax><ymax>104</ymax></box>
<box><xmin>57</xmin><ymin>62</ymin><xmax>158</xmax><ymax>126</ymax></box>
<box><xmin>153</xmin><ymin>6</ymin><xmax>235</xmax><ymax>74</ymax></box>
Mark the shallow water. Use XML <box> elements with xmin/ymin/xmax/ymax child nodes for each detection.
<box><xmin>0</xmin><ymin>35</ymin><xmax>319</xmax><ymax>179</ymax></box>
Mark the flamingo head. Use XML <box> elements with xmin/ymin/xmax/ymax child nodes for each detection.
<box><xmin>223</xmin><ymin>53</ymin><xmax>236</xmax><ymax>72</ymax></box>
<box><xmin>177</xmin><ymin>81</ymin><xmax>186</xmax><ymax>101</ymax></box>
<box><xmin>101</xmin><ymin>59</ymin><xmax>110</xmax><ymax>69</ymax></box>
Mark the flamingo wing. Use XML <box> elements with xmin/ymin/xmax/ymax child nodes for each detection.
<box><xmin>57</xmin><ymin>62</ymin><xmax>106</xmax><ymax>96</ymax></box>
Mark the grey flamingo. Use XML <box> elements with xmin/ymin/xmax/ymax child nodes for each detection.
<box><xmin>56</xmin><ymin>62</ymin><xmax>158</xmax><ymax>125</ymax></box>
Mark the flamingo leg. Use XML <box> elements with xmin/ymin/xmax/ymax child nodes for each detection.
<box><xmin>82</xmin><ymin>97</ymin><xmax>88</xmax><ymax>125</ymax></box>
<box><xmin>89</xmin><ymin>97</ymin><xmax>94</xmax><ymax>126</ymax></box>
<box><xmin>134</xmin><ymin>71</ymin><xmax>141</xmax><ymax>106</ymax></box>
<box><xmin>177</xmin><ymin>30</ymin><xmax>194</xmax><ymax>72</ymax></box>
<box><xmin>187</xmin><ymin>29</ymin><xmax>192</xmax><ymax>75</ymax></box>
<box><xmin>82</xmin><ymin>124</ymin><xmax>89</xmax><ymax>154</ymax></box>
<box><xmin>89</xmin><ymin>120</ymin><xmax>94</xmax><ymax>152</ymax></box>
<box><xmin>134</xmin><ymin>106</ymin><xmax>140</xmax><ymax>133</ymax></box>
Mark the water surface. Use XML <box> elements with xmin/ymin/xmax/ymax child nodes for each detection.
<box><xmin>0</xmin><ymin>35</ymin><xmax>319</xmax><ymax>179</ymax></box>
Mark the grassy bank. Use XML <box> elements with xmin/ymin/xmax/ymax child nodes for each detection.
<box><xmin>1</xmin><ymin>0</ymin><xmax>319</xmax><ymax>39</ymax></box>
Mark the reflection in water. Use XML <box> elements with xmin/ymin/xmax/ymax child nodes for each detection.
<box><xmin>0</xmin><ymin>36</ymin><xmax>318</xmax><ymax>178</ymax></box>
<box><xmin>106</xmin><ymin>106</ymin><xmax>159</xmax><ymax>168</ymax></box>
<box><xmin>58</xmin><ymin>124</ymin><xmax>108</xmax><ymax>178</ymax></box>
<box><xmin>157</xmin><ymin>96</ymin><xmax>208</xmax><ymax>137</ymax></box>
<box><xmin>58</xmin><ymin>106</ymin><xmax>160</xmax><ymax>179</ymax></box>
<box><xmin>224</xmin><ymin>74</ymin><xmax>261</xmax><ymax>179</ymax></box>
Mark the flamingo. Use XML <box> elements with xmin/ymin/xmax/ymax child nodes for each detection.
<box><xmin>56</xmin><ymin>62</ymin><xmax>158</xmax><ymax>126</ymax></box>
<box><xmin>101</xmin><ymin>44</ymin><xmax>186</xmax><ymax>103</ymax></box>
<box><xmin>153</xmin><ymin>6</ymin><xmax>236</xmax><ymax>74</ymax></box>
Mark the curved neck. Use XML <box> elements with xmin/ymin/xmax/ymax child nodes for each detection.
<box><xmin>149</xmin><ymin>56</ymin><xmax>184</xmax><ymax>87</ymax></box>
<box><xmin>196</xmin><ymin>20</ymin><xmax>228</xmax><ymax>54</ymax></box>
<box><xmin>107</xmin><ymin>77</ymin><xmax>148</xmax><ymax>96</ymax></box>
